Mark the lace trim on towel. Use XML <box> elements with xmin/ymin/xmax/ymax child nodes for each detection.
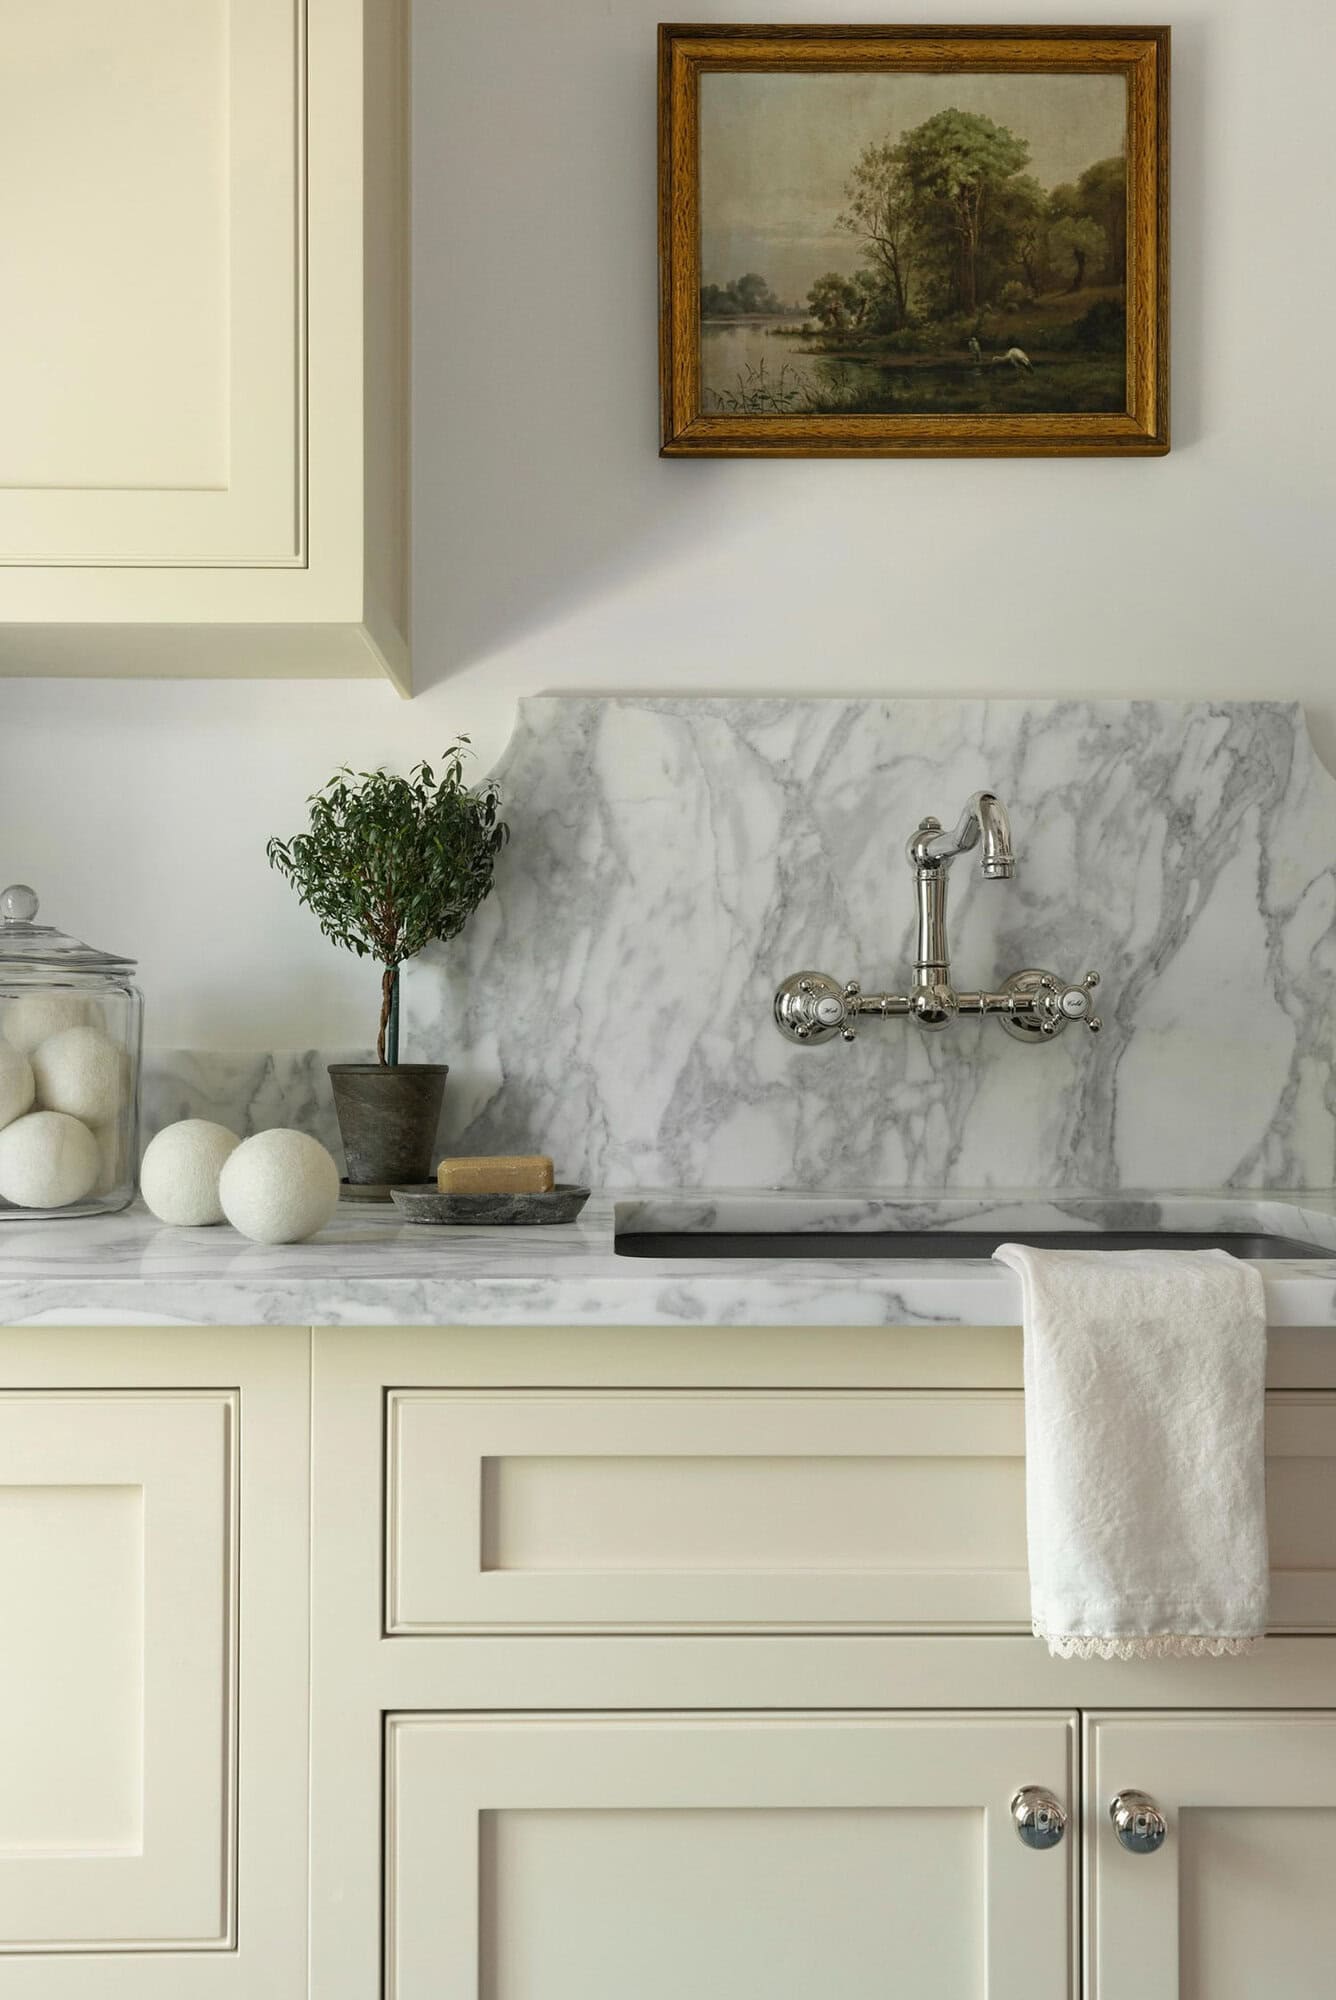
<box><xmin>1038</xmin><ymin>1627</ymin><xmax>1263</xmax><ymax>1661</ymax></box>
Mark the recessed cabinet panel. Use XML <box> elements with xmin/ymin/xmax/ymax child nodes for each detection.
<box><xmin>0</xmin><ymin>1394</ymin><xmax>235</xmax><ymax>1952</ymax></box>
<box><xmin>386</xmin><ymin>1713</ymin><xmax>1076</xmax><ymax>2000</ymax></box>
<box><xmin>1087</xmin><ymin>1713</ymin><xmax>1336</xmax><ymax>2000</ymax></box>
<box><xmin>0</xmin><ymin>1482</ymin><xmax>143</xmax><ymax>1855</ymax></box>
<box><xmin>1181</xmin><ymin>1808</ymin><xmax>1336</xmax><ymax>1997</ymax></box>
<box><xmin>0</xmin><ymin>0</ymin><xmax>300</xmax><ymax>564</ymax></box>
<box><xmin>387</xmin><ymin>1390</ymin><xmax>1336</xmax><ymax>1635</ymax></box>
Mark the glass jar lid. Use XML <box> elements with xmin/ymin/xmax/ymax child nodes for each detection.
<box><xmin>0</xmin><ymin>885</ymin><xmax>136</xmax><ymax>973</ymax></box>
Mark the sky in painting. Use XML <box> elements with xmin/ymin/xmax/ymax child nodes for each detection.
<box><xmin>701</xmin><ymin>72</ymin><xmax>1127</xmax><ymax>303</ymax></box>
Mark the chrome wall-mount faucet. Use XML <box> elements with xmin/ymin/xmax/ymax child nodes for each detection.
<box><xmin>774</xmin><ymin>791</ymin><xmax>1103</xmax><ymax>1048</ymax></box>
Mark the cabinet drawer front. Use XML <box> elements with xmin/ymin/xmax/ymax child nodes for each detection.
<box><xmin>0</xmin><ymin>1392</ymin><xmax>236</xmax><ymax>1951</ymax></box>
<box><xmin>387</xmin><ymin>1712</ymin><xmax>1076</xmax><ymax>2000</ymax></box>
<box><xmin>388</xmin><ymin>1391</ymin><xmax>1336</xmax><ymax>1636</ymax></box>
<box><xmin>389</xmin><ymin>1391</ymin><xmax>1028</xmax><ymax>1634</ymax></box>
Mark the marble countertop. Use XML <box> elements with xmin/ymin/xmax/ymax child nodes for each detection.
<box><xmin>2</xmin><ymin>1189</ymin><xmax>1336</xmax><ymax>1329</ymax></box>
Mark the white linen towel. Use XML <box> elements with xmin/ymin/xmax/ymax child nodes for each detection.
<box><xmin>994</xmin><ymin>1244</ymin><xmax>1269</xmax><ymax>1660</ymax></box>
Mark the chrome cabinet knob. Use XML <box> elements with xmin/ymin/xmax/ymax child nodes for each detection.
<box><xmin>1011</xmin><ymin>1786</ymin><xmax>1068</xmax><ymax>1850</ymax></box>
<box><xmin>1110</xmin><ymin>1790</ymin><xmax>1167</xmax><ymax>1855</ymax></box>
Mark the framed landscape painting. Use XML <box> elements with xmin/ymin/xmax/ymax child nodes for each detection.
<box><xmin>659</xmin><ymin>24</ymin><xmax>1169</xmax><ymax>456</ymax></box>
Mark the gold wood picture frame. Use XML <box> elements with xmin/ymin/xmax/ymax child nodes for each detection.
<box><xmin>659</xmin><ymin>23</ymin><xmax>1169</xmax><ymax>456</ymax></box>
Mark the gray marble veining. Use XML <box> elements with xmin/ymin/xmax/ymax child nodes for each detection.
<box><xmin>141</xmin><ymin>1047</ymin><xmax>367</xmax><ymax>1167</ymax></box>
<box><xmin>2</xmin><ymin>1189</ymin><xmax>1336</xmax><ymax>1329</ymax></box>
<box><xmin>403</xmin><ymin>697</ymin><xmax>1336</xmax><ymax>1192</ymax></box>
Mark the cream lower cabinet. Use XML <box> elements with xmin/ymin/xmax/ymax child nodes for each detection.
<box><xmin>386</xmin><ymin>1712</ymin><xmax>1076</xmax><ymax>1999</ymax></box>
<box><xmin>1088</xmin><ymin>1713</ymin><xmax>1336</xmax><ymax>1999</ymax></box>
<box><xmin>312</xmin><ymin>1325</ymin><xmax>1336</xmax><ymax>2000</ymax></box>
<box><xmin>0</xmin><ymin>1327</ymin><xmax>309</xmax><ymax>1999</ymax></box>
<box><xmin>13</xmin><ymin>1322</ymin><xmax>1333</xmax><ymax>1997</ymax></box>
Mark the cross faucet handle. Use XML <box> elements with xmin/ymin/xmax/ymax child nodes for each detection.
<box><xmin>998</xmin><ymin>968</ymin><xmax>1103</xmax><ymax>1044</ymax></box>
<box><xmin>1036</xmin><ymin>970</ymin><xmax>1102</xmax><ymax>1034</ymax></box>
<box><xmin>773</xmin><ymin>971</ymin><xmax>859</xmax><ymax>1043</ymax></box>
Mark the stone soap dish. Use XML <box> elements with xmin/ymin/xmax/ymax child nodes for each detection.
<box><xmin>390</xmin><ymin>1183</ymin><xmax>591</xmax><ymax>1226</ymax></box>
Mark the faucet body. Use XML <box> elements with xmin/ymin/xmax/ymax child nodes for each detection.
<box><xmin>906</xmin><ymin>793</ymin><xmax>1015</xmax><ymax>1030</ymax></box>
<box><xmin>774</xmin><ymin>791</ymin><xmax>1102</xmax><ymax>1047</ymax></box>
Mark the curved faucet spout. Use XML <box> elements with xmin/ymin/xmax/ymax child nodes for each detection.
<box><xmin>908</xmin><ymin>790</ymin><xmax>1015</xmax><ymax>879</ymax></box>
<box><xmin>973</xmin><ymin>792</ymin><xmax>1015</xmax><ymax>879</ymax></box>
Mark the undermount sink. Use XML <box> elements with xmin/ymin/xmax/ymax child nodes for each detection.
<box><xmin>614</xmin><ymin>1229</ymin><xmax>1330</xmax><ymax>1262</ymax></box>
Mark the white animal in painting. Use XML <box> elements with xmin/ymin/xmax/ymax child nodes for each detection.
<box><xmin>991</xmin><ymin>346</ymin><xmax>1034</xmax><ymax>372</ymax></box>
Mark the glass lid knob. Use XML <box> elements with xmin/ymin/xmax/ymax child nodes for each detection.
<box><xmin>0</xmin><ymin>885</ymin><xmax>38</xmax><ymax>924</ymax></box>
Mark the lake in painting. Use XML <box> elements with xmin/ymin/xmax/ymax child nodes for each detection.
<box><xmin>699</xmin><ymin>71</ymin><xmax>1129</xmax><ymax>417</ymax></box>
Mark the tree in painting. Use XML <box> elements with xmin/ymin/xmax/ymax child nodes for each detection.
<box><xmin>699</xmin><ymin>79</ymin><xmax>1128</xmax><ymax>418</ymax></box>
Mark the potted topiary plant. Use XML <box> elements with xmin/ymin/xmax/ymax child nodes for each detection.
<box><xmin>267</xmin><ymin>743</ymin><xmax>507</xmax><ymax>1189</ymax></box>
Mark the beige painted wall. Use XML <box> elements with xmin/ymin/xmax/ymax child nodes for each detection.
<box><xmin>3</xmin><ymin>0</ymin><xmax>1334</xmax><ymax>1049</ymax></box>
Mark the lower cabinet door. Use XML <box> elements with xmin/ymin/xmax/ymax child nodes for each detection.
<box><xmin>0</xmin><ymin>1393</ymin><xmax>233</xmax><ymax>1951</ymax></box>
<box><xmin>0</xmin><ymin>1330</ymin><xmax>309</xmax><ymax>1998</ymax></box>
<box><xmin>1087</xmin><ymin>1712</ymin><xmax>1336</xmax><ymax>1999</ymax></box>
<box><xmin>386</xmin><ymin>1711</ymin><xmax>1076</xmax><ymax>2000</ymax></box>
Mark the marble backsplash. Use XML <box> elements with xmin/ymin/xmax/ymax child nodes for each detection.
<box><xmin>144</xmin><ymin>696</ymin><xmax>1336</xmax><ymax>1193</ymax></box>
<box><xmin>393</xmin><ymin>696</ymin><xmax>1336</xmax><ymax>1192</ymax></box>
<box><xmin>141</xmin><ymin>1048</ymin><xmax>361</xmax><ymax>1171</ymax></box>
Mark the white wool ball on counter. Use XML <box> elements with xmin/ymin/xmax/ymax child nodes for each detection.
<box><xmin>31</xmin><ymin>1025</ymin><xmax>127</xmax><ymax>1126</ymax></box>
<box><xmin>0</xmin><ymin>1111</ymin><xmax>100</xmax><ymax>1209</ymax></box>
<box><xmin>4</xmin><ymin>992</ymin><xmax>90</xmax><ymax>1056</ymax></box>
<box><xmin>218</xmin><ymin>1129</ymin><xmax>340</xmax><ymax>1245</ymax></box>
<box><xmin>140</xmin><ymin>1119</ymin><xmax>241</xmax><ymax>1226</ymax></box>
<box><xmin>0</xmin><ymin>1043</ymin><xmax>35</xmax><ymax>1130</ymax></box>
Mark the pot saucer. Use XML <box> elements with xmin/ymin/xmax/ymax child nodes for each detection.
<box><xmin>339</xmin><ymin>1178</ymin><xmax>395</xmax><ymax>1204</ymax></box>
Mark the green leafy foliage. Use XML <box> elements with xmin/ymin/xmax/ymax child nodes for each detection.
<box><xmin>267</xmin><ymin>743</ymin><xmax>508</xmax><ymax>1062</ymax></box>
<box><xmin>831</xmin><ymin>116</ymin><xmax>1126</xmax><ymax>331</ymax></box>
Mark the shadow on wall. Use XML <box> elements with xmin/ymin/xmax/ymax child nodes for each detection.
<box><xmin>411</xmin><ymin>8</ymin><xmax>1211</xmax><ymax>695</ymax></box>
<box><xmin>412</xmin><ymin>13</ymin><xmax>723</xmax><ymax>689</ymax></box>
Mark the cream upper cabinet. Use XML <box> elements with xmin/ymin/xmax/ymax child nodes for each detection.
<box><xmin>0</xmin><ymin>0</ymin><xmax>408</xmax><ymax>692</ymax></box>
<box><xmin>1087</xmin><ymin>1713</ymin><xmax>1336</xmax><ymax>2000</ymax></box>
<box><xmin>386</xmin><ymin>1712</ymin><xmax>1077</xmax><ymax>2000</ymax></box>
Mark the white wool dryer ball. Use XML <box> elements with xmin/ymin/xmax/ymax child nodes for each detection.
<box><xmin>4</xmin><ymin>991</ymin><xmax>90</xmax><ymax>1056</ymax></box>
<box><xmin>31</xmin><ymin>1025</ymin><xmax>127</xmax><ymax>1126</ymax></box>
<box><xmin>140</xmin><ymin>1119</ymin><xmax>241</xmax><ymax>1226</ymax></box>
<box><xmin>0</xmin><ymin>1043</ymin><xmax>35</xmax><ymax>1130</ymax></box>
<box><xmin>218</xmin><ymin>1128</ymin><xmax>340</xmax><ymax>1245</ymax></box>
<box><xmin>0</xmin><ymin>1111</ymin><xmax>100</xmax><ymax>1209</ymax></box>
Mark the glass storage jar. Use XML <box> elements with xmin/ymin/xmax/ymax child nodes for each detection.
<box><xmin>0</xmin><ymin>885</ymin><xmax>142</xmax><ymax>1218</ymax></box>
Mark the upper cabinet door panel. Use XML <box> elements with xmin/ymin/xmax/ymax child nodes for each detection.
<box><xmin>0</xmin><ymin>0</ymin><xmax>301</xmax><ymax>565</ymax></box>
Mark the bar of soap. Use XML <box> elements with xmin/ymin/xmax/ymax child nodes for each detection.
<box><xmin>437</xmin><ymin>1154</ymin><xmax>554</xmax><ymax>1195</ymax></box>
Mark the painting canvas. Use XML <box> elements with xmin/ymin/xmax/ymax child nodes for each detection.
<box><xmin>702</xmin><ymin>71</ymin><xmax>1128</xmax><ymax>417</ymax></box>
<box><xmin>659</xmin><ymin>27</ymin><xmax>1169</xmax><ymax>456</ymax></box>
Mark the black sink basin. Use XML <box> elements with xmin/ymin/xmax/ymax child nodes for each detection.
<box><xmin>614</xmin><ymin>1229</ymin><xmax>1331</xmax><ymax>1261</ymax></box>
